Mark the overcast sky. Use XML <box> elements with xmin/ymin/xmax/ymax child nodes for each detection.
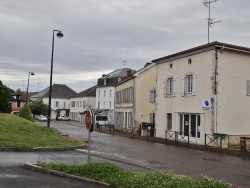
<box><xmin>1</xmin><ymin>0</ymin><xmax>249</xmax><ymax>93</ymax></box>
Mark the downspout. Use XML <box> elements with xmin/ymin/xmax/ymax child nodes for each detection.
<box><xmin>214</xmin><ymin>47</ymin><xmax>220</xmax><ymax>133</ymax></box>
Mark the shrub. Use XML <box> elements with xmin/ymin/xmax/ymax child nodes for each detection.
<box><xmin>19</xmin><ymin>102</ymin><xmax>33</xmax><ymax>122</ymax></box>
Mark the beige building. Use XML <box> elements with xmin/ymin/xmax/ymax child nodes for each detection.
<box><xmin>152</xmin><ymin>41</ymin><xmax>250</xmax><ymax>146</ymax></box>
<box><xmin>114</xmin><ymin>63</ymin><xmax>157</xmax><ymax>135</ymax></box>
<box><xmin>114</xmin><ymin>77</ymin><xmax>134</xmax><ymax>131</ymax></box>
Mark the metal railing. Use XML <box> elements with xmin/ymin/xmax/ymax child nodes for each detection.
<box><xmin>165</xmin><ymin>131</ymin><xmax>190</xmax><ymax>146</ymax></box>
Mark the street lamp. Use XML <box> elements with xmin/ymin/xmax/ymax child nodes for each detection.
<box><xmin>47</xmin><ymin>30</ymin><xmax>64</xmax><ymax>128</ymax></box>
<box><xmin>26</xmin><ymin>72</ymin><xmax>35</xmax><ymax>102</ymax></box>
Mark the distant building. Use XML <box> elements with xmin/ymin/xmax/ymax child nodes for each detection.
<box><xmin>31</xmin><ymin>84</ymin><xmax>76</xmax><ymax>119</ymax></box>
<box><xmin>70</xmin><ymin>86</ymin><xmax>96</xmax><ymax>122</ymax></box>
<box><xmin>96</xmin><ymin>68</ymin><xmax>135</xmax><ymax>125</ymax></box>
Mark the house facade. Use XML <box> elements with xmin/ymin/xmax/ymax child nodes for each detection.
<box><xmin>114</xmin><ymin>63</ymin><xmax>157</xmax><ymax>134</ymax></box>
<box><xmin>114</xmin><ymin>76</ymin><xmax>134</xmax><ymax>131</ymax></box>
<box><xmin>96</xmin><ymin>68</ymin><xmax>135</xmax><ymax>125</ymax></box>
<box><xmin>134</xmin><ymin>63</ymin><xmax>157</xmax><ymax>136</ymax></box>
<box><xmin>152</xmin><ymin>41</ymin><xmax>250</xmax><ymax>146</ymax></box>
<box><xmin>30</xmin><ymin>84</ymin><xmax>76</xmax><ymax>119</ymax></box>
<box><xmin>70</xmin><ymin>86</ymin><xmax>96</xmax><ymax>122</ymax></box>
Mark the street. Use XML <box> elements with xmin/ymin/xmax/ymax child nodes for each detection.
<box><xmin>1</xmin><ymin>120</ymin><xmax>250</xmax><ymax>188</ymax></box>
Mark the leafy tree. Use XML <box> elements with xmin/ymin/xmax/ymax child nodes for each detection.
<box><xmin>30</xmin><ymin>97</ymin><xmax>48</xmax><ymax>116</ymax></box>
<box><xmin>0</xmin><ymin>80</ymin><xmax>12</xmax><ymax>113</ymax></box>
<box><xmin>19</xmin><ymin>102</ymin><xmax>33</xmax><ymax>122</ymax></box>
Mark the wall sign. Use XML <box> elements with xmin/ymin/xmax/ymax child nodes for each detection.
<box><xmin>202</xmin><ymin>99</ymin><xmax>211</xmax><ymax>110</ymax></box>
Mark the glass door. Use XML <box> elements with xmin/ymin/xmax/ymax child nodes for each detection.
<box><xmin>179</xmin><ymin>114</ymin><xmax>200</xmax><ymax>141</ymax></box>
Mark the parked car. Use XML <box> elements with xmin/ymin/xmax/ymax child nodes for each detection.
<box><xmin>57</xmin><ymin>115</ymin><xmax>71</xmax><ymax>121</ymax></box>
<box><xmin>38</xmin><ymin>115</ymin><xmax>47</xmax><ymax>122</ymax></box>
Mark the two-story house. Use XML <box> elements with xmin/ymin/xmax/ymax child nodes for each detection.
<box><xmin>114</xmin><ymin>63</ymin><xmax>157</xmax><ymax>134</ymax></box>
<box><xmin>70</xmin><ymin>86</ymin><xmax>96</xmax><ymax>122</ymax></box>
<box><xmin>152</xmin><ymin>41</ymin><xmax>250</xmax><ymax>146</ymax></box>
<box><xmin>30</xmin><ymin>84</ymin><xmax>76</xmax><ymax>119</ymax></box>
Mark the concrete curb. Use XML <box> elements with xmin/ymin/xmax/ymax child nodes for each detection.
<box><xmin>0</xmin><ymin>144</ymin><xmax>86</xmax><ymax>152</ymax></box>
<box><xmin>23</xmin><ymin>163</ymin><xmax>110</xmax><ymax>187</ymax></box>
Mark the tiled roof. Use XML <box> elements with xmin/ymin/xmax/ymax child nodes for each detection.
<box><xmin>73</xmin><ymin>86</ymin><xmax>96</xmax><ymax>98</ymax></box>
<box><xmin>151</xmin><ymin>41</ymin><xmax>250</xmax><ymax>62</ymax></box>
<box><xmin>31</xmin><ymin>84</ymin><xmax>76</xmax><ymax>99</ymax></box>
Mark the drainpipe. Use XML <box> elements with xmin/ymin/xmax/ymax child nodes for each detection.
<box><xmin>214</xmin><ymin>49</ymin><xmax>218</xmax><ymax>133</ymax></box>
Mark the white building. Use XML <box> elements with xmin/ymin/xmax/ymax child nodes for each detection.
<box><xmin>69</xmin><ymin>86</ymin><xmax>96</xmax><ymax>122</ymax></box>
<box><xmin>152</xmin><ymin>41</ymin><xmax>250</xmax><ymax>147</ymax></box>
<box><xmin>96</xmin><ymin>68</ymin><xmax>135</xmax><ymax>125</ymax></box>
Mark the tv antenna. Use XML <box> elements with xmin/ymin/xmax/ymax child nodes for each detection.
<box><xmin>123</xmin><ymin>60</ymin><xmax>128</xmax><ymax>68</ymax></box>
<box><xmin>203</xmin><ymin>0</ymin><xmax>221</xmax><ymax>43</ymax></box>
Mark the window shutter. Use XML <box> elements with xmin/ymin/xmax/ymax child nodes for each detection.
<box><xmin>173</xmin><ymin>77</ymin><xmax>176</xmax><ymax>96</ymax></box>
<box><xmin>150</xmin><ymin>90</ymin><xmax>154</xmax><ymax>103</ymax></box>
<box><xmin>181</xmin><ymin>76</ymin><xmax>185</xmax><ymax>96</ymax></box>
<box><xmin>192</xmin><ymin>74</ymin><xmax>197</xmax><ymax>96</ymax></box>
<box><xmin>150</xmin><ymin>113</ymin><xmax>153</xmax><ymax>123</ymax></box>
<box><xmin>164</xmin><ymin>79</ymin><xmax>167</xmax><ymax>97</ymax></box>
<box><xmin>247</xmin><ymin>80</ymin><xmax>250</xmax><ymax>96</ymax></box>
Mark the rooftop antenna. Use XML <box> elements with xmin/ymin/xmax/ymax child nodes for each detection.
<box><xmin>203</xmin><ymin>0</ymin><xmax>221</xmax><ymax>43</ymax></box>
<box><xmin>123</xmin><ymin>60</ymin><xmax>128</xmax><ymax>68</ymax></box>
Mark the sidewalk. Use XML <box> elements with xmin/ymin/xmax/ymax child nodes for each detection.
<box><xmin>67</xmin><ymin>121</ymin><xmax>250</xmax><ymax>159</ymax></box>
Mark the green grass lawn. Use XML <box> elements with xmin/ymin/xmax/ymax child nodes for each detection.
<box><xmin>0</xmin><ymin>113</ymin><xmax>83</xmax><ymax>148</ymax></box>
<box><xmin>42</xmin><ymin>162</ymin><xmax>232</xmax><ymax>188</ymax></box>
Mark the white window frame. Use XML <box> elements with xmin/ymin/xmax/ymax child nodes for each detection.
<box><xmin>181</xmin><ymin>74</ymin><xmax>196</xmax><ymax>96</ymax></box>
<box><xmin>164</xmin><ymin>77</ymin><xmax>176</xmax><ymax>97</ymax></box>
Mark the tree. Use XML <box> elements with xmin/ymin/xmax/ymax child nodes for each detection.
<box><xmin>19</xmin><ymin>102</ymin><xmax>33</xmax><ymax>122</ymax></box>
<box><xmin>0</xmin><ymin>80</ymin><xmax>12</xmax><ymax>113</ymax></box>
<box><xmin>29</xmin><ymin>97</ymin><xmax>48</xmax><ymax>116</ymax></box>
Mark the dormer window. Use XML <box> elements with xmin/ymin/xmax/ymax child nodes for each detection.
<box><xmin>118</xmin><ymin>78</ymin><xmax>121</xmax><ymax>82</ymax></box>
<box><xmin>104</xmin><ymin>79</ymin><xmax>106</xmax><ymax>85</ymax></box>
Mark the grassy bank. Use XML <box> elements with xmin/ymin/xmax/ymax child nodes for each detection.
<box><xmin>42</xmin><ymin>162</ymin><xmax>231</xmax><ymax>188</ymax></box>
<box><xmin>0</xmin><ymin>113</ymin><xmax>83</xmax><ymax>148</ymax></box>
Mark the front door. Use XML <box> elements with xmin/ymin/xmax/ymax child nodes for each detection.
<box><xmin>180</xmin><ymin>114</ymin><xmax>200</xmax><ymax>142</ymax></box>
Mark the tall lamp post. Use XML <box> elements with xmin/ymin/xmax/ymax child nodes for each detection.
<box><xmin>26</xmin><ymin>72</ymin><xmax>35</xmax><ymax>102</ymax></box>
<box><xmin>47</xmin><ymin>30</ymin><xmax>64</xmax><ymax>128</ymax></box>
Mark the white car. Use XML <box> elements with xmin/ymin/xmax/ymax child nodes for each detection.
<box><xmin>57</xmin><ymin>115</ymin><xmax>71</xmax><ymax>121</ymax></box>
<box><xmin>38</xmin><ymin>115</ymin><xmax>47</xmax><ymax>122</ymax></box>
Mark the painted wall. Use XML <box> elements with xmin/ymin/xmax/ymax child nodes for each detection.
<box><xmin>96</xmin><ymin>86</ymin><xmax>114</xmax><ymax>109</ymax></box>
<box><xmin>217</xmin><ymin>50</ymin><xmax>250</xmax><ymax>135</ymax></box>
<box><xmin>155</xmin><ymin>50</ymin><xmax>215</xmax><ymax>144</ymax></box>
<box><xmin>134</xmin><ymin>64</ymin><xmax>157</xmax><ymax>129</ymax></box>
<box><xmin>115</xmin><ymin>78</ymin><xmax>134</xmax><ymax>131</ymax></box>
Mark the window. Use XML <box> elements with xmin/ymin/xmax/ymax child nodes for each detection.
<box><xmin>167</xmin><ymin>113</ymin><xmax>172</xmax><ymax>130</ymax></box>
<box><xmin>103</xmin><ymin>102</ymin><xmax>105</xmax><ymax>109</ymax></box>
<box><xmin>71</xmin><ymin>101</ymin><xmax>75</xmax><ymax>107</ymax></box>
<box><xmin>104</xmin><ymin>90</ymin><xmax>106</xmax><ymax>97</ymax></box>
<box><xmin>55</xmin><ymin>101</ymin><xmax>60</xmax><ymax>108</ymax></box>
<box><xmin>149</xmin><ymin>89</ymin><xmax>156</xmax><ymax>103</ymax></box>
<box><xmin>83</xmin><ymin>100</ymin><xmax>86</xmax><ymax>106</ymax></box>
<box><xmin>188</xmin><ymin>58</ymin><xmax>192</xmax><ymax>65</ymax></box>
<box><xmin>104</xmin><ymin>79</ymin><xmax>106</xmax><ymax>85</ymax></box>
<box><xmin>98</xmin><ymin>91</ymin><xmax>100</xmax><ymax>98</ymax></box>
<box><xmin>164</xmin><ymin>78</ymin><xmax>176</xmax><ymax>97</ymax></box>
<box><xmin>109</xmin><ymin>101</ymin><xmax>111</xmax><ymax>109</ymax></box>
<box><xmin>186</xmin><ymin>75</ymin><xmax>193</xmax><ymax>93</ymax></box>
<box><xmin>63</xmin><ymin>102</ymin><xmax>66</xmax><ymax>108</ymax></box>
<box><xmin>110</xmin><ymin>90</ymin><xmax>112</xmax><ymax>97</ymax></box>
<box><xmin>181</xmin><ymin>74</ymin><xmax>197</xmax><ymax>96</ymax></box>
<box><xmin>169</xmin><ymin>63</ymin><xmax>173</xmax><ymax>69</ymax></box>
<box><xmin>118</xmin><ymin>78</ymin><xmax>121</xmax><ymax>82</ymax></box>
<box><xmin>98</xmin><ymin>102</ymin><xmax>100</xmax><ymax>109</ymax></box>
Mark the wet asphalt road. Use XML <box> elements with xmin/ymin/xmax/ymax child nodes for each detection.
<box><xmin>1</xmin><ymin>120</ymin><xmax>250</xmax><ymax>188</ymax></box>
<box><xmin>45</xmin><ymin>120</ymin><xmax>250</xmax><ymax>188</ymax></box>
